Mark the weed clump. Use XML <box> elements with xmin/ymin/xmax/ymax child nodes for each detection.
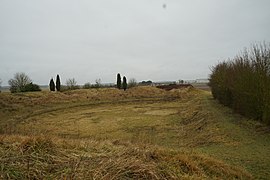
<box><xmin>19</xmin><ymin>136</ymin><xmax>55</xmax><ymax>154</ymax></box>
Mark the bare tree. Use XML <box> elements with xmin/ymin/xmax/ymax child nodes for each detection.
<box><xmin>8</xmin><ymin>72</ymin><xmax>32</xmax><ymax>93</ymax></box>
<box><xmin>94</xmin><ymin>78</ymin><xmax>102</xmax><ymax>88</ymax></box>
<box><xmin>0</xmin><ymin>78</ymin><xmax>2</xmax><ymax>92</ymax></box>
<box><xmin>128</xmin><ymin>78</ymin><xmax>137</xmax><ymax>88</ymax></box>
<box><xmin>66</xmin><ymin>78</ymin><xmax>79</xmax><ymax>90</ymax></box>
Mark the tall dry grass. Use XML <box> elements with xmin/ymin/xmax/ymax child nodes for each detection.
<box><xmin>0</xmin><ymin>135</ymin><xmax>252</xmax><ymax>179</ymax></box>
<box><xmin>209</xmin><ymin>42</ymin><xmax>270</xmax><ymax>124</ymax></box>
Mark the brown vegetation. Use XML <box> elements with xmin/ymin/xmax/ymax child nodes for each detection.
<box><xmin>209</xmin><ymin>42</ymin><xmax>270</xmax><ymax>124</ymax></box>
<box><xmin>156</xmin><ymin>84</ymin><xmax>193</xmax><ymax>91</ymax></box>
<box><xmin>0</xmin><ymin>135</ymin><xmax>251</xmax><ymax>179</ymax></box>
<box><xmin>1</xmin><ymin>86</ymin><xmax>269</xmax><ymax>178</ymax></box>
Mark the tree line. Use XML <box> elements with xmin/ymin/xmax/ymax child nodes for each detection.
<box><xmin>5</xmin><ymin>72</ymin><xmax>137</xmax><ymax>93</ymax></box>
<box><xmin>209</xmin><ymin>42</ymin><xmax>270</xmax><ymax>125</ymax></box>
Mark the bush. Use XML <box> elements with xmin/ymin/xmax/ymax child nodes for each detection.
<box><xmin>139</xmin><ymin>80</ymin><xmax>152</xmax><ymax>86</ymax></box>
<box><xmin>83</xmin><ymin>82</ymin><xmax>91</xmax><ymax>89</ymax></box>
<box><xmin>128</xmin><ymin>78</ymin><xmax>137</xmax><ymax>88</ymax></box>
<box><xmin>93</xmin><ymin>79</ymin><xmax>102</xmax><ymax>88</ymax></box>
<box><xmin>22</xmin><ymin>83</ymin><xmax>41</xmax><ymax>92</ymax></box>
<box><xmin>59</xmin><ymin>85</ymin><xmax>69</xmax><ymax>92</ymax></box>
<box><xmin>66</xmin><ymin>78</ymin><xmax>79</xmax><ymax>90</ymax></box>
<box><xmin>8</xmin><ymin>72</ymin><xmax>32</xmax><ymax>93</ymax></box>
<box><xmin>209</xmin><ymin>42</ymin><xmax>270</xmax><ymax>124</ymax></box>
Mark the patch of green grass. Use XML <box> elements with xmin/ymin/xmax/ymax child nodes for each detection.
<box><xmin>198</xmin><ymin>91</ymin><xmax>270</xmax><ymax>179</ymax></box>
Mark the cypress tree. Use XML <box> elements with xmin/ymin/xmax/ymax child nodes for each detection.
<box><xmin>49</xmin><ymin>78</ymin><xmax>55</xmax><ymax>91</ymax></box>
<box><xmin>122</xmin><ymin>76</ymin><xmax>127</xmax><ymax>91</ymax></box>
<box><xmin>56</xmin><ymin>74</ymin><xmax>61</xmax><ymax>91</ymax></box>
<box><xmin>117</xmin><ymin>73</ymin><xmax>121</xmax><ymax>89</ymax></box>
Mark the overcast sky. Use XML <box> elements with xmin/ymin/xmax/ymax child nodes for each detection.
<box><xmin>0</xmin><ymin>0</ymin><xmax>270</xmax><ymax>85</ymax></box>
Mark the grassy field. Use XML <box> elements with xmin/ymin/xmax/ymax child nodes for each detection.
<box><xmin>0</xmin><ymin>86</ymin><xmax>269</xmax><ymax>179</ymax></box>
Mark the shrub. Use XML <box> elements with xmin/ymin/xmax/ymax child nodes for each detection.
<box><xmin>22</xmin><ymin>83</ymin><xmax>41</xmax><ymax>92</ymax></box>
<box><xmin>83</xmin><ymin>82</ymin><xmax>91</xmax><ymax>89</ymax></box>
<box><xmin>128</xmin><ymin>78</ymin><xmax>137</xmax><ymax>88</ymax></box>
<box><xmin>139</xmin><ymin>80</ymin><xmax>153</xmax><ymax>86</ymax></box>
<box><xmin>59</xmin><ymin>85</ymin><xmax>69</xmax><ymax>92</ymax></box>
<box><xmin>209</xmin><ymin>42</ymin><xmax>270</xmax><ymax>124</ymax></box>
<box><xmin>93</xmin><ymin>79</ymin><xmax>102</xmax><ymax>88</ymax></box>
<box><xmin>66</xmin><ymin>78</ymin><xmax>79</xmax><ymax>90</ymax></box>
<box><xmin>8</xmin><ymin>72</ymin><xmax>32</xmax><ymax>93</ymax></box>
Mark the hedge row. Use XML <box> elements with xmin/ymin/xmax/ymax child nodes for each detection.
<box><xmin>209</xmin><ymin>43</ymin><xmax>270</xmax><ymax>124</ymax></box>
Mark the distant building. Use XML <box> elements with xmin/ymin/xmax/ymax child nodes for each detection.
<box><xmin>184</xmin><ymin>80</ymin><xmax>197</xmax><ymax>84</ymax></box>
<box><xmin>152</xmin><ymin>81</ymin><xmax>176</xmax><ymax>86</ymax></box>
<box><xmin>195</xmin><ymin>79</ymin><xmax>209</xmax><ymax>83</ymax></box>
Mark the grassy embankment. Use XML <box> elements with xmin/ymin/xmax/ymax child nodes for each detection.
<box><xmin>0</xmin><ymin>86</ymin><xmax>269</xmax><ymax>179</ymax></box>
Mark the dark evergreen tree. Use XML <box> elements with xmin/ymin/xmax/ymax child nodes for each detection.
<box><xmin>122</xmin><ymin>76</ymin><xmax>127</xmax><ymax>91</ymax></box>
<box><xmin>117</xmin><ymin>73</ymin><xmax>121</xmax><ymax>89</ymax></box>
<box><xmin>56</xmin><ymin>74</ymin><xmax>61</xmax><ymax>91</ymax></box>
<box><xmin>49</xmin><ymin>78</ymin><xmax>55</xmax><ymax>91</ymax></box>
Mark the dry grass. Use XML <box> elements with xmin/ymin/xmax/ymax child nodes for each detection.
<box><xmin>0</xmin><ymin>135</ymin><xmax>251</xmax><ymax>179</ymax></box>
<box><xmin>0</xmin><ymin>86</ymin><xmax>188</xmax><ymax>106</ymax></box>
<box><xmin>9</xmin><ymin>88</ymin><xmax>224</xmax><ymax>149</ymax></box>
<box><xmin>1</xmin><ymin>86</ymin><xmax>269</xmax><ymax>179</ymax></box>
